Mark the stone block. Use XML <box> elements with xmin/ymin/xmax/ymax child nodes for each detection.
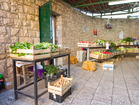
<box><xmin>11</xmin><ymin>28</ymin><xmax>22</xmax><ymax>36</ymax></box>
<box><xmin>0</xmin><ymin>44</ymin><xmax>5</xmax><ymax>54</ymax></box>
<box><xmin>14</xmin><ymin>19</ymin><xmax>23</xmax><ymax>28</ymax></box>
<box><xmin>7</xmin><ymin>67</ymin><xmax>13</xmax><ymax>75</ymax></box>
<box><xmin>0</xmin><ymin>35</ymin><xmax>11</xmax><ymax>43</ymax></box>
<box><xmin>18</xmin><ymin>13</ymin><xmax>27</xmax><ymax>20</ymax></box>
<box><xmin>19</xmin><ymin>37</ymin><xmax>33</xmax><ymax>44</ymax></box>
<box><xmin>24</xmin><ymin>0</ymin><xmax>35</xmax><ymax>6</ymax></box>
<box><xmin>35</xmin><ymin>7</ymin><xmax>39</xmax><ymax>16</ymax></box>
<box><xmin>0</xmin><ymin>10</ymin><xmax>7</xmax><ymax>17</ymax></box>
<box><xmin>7</xmin><ymin>58</ymin><xmax>12</xmax><ymax>67</ymax></box>
<box><xmin>0</xmin><ymin>59</ymin><xmax>7</xmax><ymax>74</ymax></box>
<box><xmin>1</xmin><ymin>2</ymin><xmax>11</xmax><ymax>11</ymax></box>
<box><xmin>3</xmin><ymin>18</ymin><xmax>14</xmax><ymax>26</ymax></box>
<box><xmin>24</xmin><ymin>5</ymin><xmax>34</xmax><ymax>15</ymax></box>
<box><xmin>31</xmin><ymin>21</ymin><xmax>39</xmax><ymax>31</ymax></box>
<box><xmin>11</xmin><ymin>5</ymin><xmax>18</xmax><ymax>13</ymax></box>
<box><xmin>6</xmin><ymin>44</ymin><xmax>11</xmax><ymax>53</ymax></box>
<box><xmin>23</xmin><ymin>28</ymin><xmax>29</xmax><ymax>37</ymax></box>
<box><xmin>11</xmin><ymin>37</ymin><xmax>18</xmax><ymax>43</ymax></box>
<box><xmin>18</xmin><ymin>5</ymin><xmax>23</xmax><ymax>13</ymax></box>
<box><xmin>32</xmin><ymin>31</ymin><xmax>36</xmax><ymax>37</ymax></box>
<box><xmin>0</xmin><ymin>26</ymin><xmax>7</xmax><ymax>34</ymax></box>
<box><xmin>23</xmin><ymin>20</ymin><xmax>31</xmax><ymax>28</ymax></box>
<box><xmin>0</xmin><ymin>17</ymin><xmax>3</xmax><ymax>26</ymax></box>
<box><xmin>27</xmin><ymin>15</ymin><xmax>35</xmax><ymax>20</ymax></box>
<box><xmin>7</xmin><ymin>12</ymin><xmax>18</xmax><ymax>19</ymax></box>
<box><xmin>0</xmin><ymin>54</ymin><xmax>6</xmax><ymax>60</ymax></box>
<box><xmin>35</xmin><ymin>16</ymin><xmax>39</xmax><ymax>21</ymax></box>
<box><xmin>36</xmin><ymin>31</ymin><xmax>40</xmax><ymax>37</ymax></box>
<box><xmin>34</xmin><ymin>38</ymin><xmax>40</xmax><ymax>45</ymax></box>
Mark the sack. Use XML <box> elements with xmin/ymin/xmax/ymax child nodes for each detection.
<box><xmin>88</xmin><ymin>61</ymin><xmax>96</xmax><ymax>72</ymax></box>
<box><xmin>70</xmin><ymin>56</ymin><xmax>77</xmax><ymax>64</ymax></box>
<box><xmin>82</xmin><ymin>61</ymin><xmax>96</xmax><ymax>72</ymax></box>
<box><xmin>82</xmin><ymin>61</ymin><xmax>89</xmax><ymax>70</ymax></box>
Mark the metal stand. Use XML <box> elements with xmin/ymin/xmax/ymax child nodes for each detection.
<box><xmin>12</xmin><ymin>53</ymin><xmax>71</xmax><ymax>105</ymax></box>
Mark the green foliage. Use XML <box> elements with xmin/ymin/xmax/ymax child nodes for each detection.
<box><xmin>118</xmin><ymin>40</ymin><xmax>126</xmax><ymax>43</ymax></box>
<box><xmin>123</xmin><ymin>37</ymin><xmax>132</xmax><ymax>42</ymax></box>
<box><xmin>44</xmin><ymin>65</ymin><xmax>61</xmax><ymax>75</ymax></box>
<box><xmin>9</xmin><ymin>41</ymin><xmax>58</xmax><ymax>57</ymax></box>
<box><xmin>110</xmin><ymin>42</ymin><xmax>116</xmax><ymax>47</ymax></box>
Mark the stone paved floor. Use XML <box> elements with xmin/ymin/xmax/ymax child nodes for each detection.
<box><xmin>0</xmin><ymin>57</ymin><xmax>139</xmax><ymax>105</ymax></box>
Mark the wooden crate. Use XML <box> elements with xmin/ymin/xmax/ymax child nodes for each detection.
<box><xmin>90</xmin><ymin>53</ymin><xmax>101</xmax><ymax>59</ymax></box>
<box><xmin>48</xmin><ymin>75</ymin><xmax>73</xmax><ymax>96</ymax></box>
<box><xmin>10</xmin><ymin>46</ymin><xmax>51</xmax><ymax>60</ymax></box>
<box><xmin>59</xmin><ymin>48</ymin><xmax>71</xmax><ymax>54</ymax></box>
<box><xmin>78</xmin><ymin>42</ymin><xmax>92</xmax><ymax>47</ymax></box>
<box><xmin>51</xmin><ymin>48</ymin><xmax>59</xmax><ymax>56</ymax></box>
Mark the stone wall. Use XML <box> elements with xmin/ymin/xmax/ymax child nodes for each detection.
<box><xmin>0</xmin><ymin>0</ymin><xmax>139</xmax><ymax>74</ymax></box>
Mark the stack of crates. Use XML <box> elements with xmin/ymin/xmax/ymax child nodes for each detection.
<box><xmin>76</xmin><ymin>51</ymin><xmax>86</xmax><ymax>62</ymax></box>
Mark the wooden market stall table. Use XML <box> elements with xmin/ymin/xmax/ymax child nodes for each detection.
<box><xmin>12</xmin><ymin>53</ymin><xmax>71</xmax><ymax>105</ymax></box>
<box><xmin>80</xmin><ymin>45</ymin><xmax>139</xmax><ymax>61</ymax></box>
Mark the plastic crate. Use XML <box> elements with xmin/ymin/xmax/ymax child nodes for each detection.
<box><xmin>49</xmin><ymin>88</ymin><xmax>71</xmax><ymax>103</ymax></box>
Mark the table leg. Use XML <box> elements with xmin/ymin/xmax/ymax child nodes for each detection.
<box><xmin>16</xmin><ymin>67</ymin><xmax>19</xmax><ymax>74</ymax></box>
<box><xmin>68</xmin><ymin>54</ymin><xmax>70</xmax><ymax>77</ymax></box>
<box><xmin>13</xmin><ymin>59</ymin><xmax>18</xmax><ymax>100</ymax></box>
<box><xmin>33</xmin><ymin>61</ymin><xmax>38</xmax><ymax>105</ymax></box>
<box><xmin>22</xmin><ymin>65</ymin><xmax>27</xmax><ymax>85</ymax></box>
<box><xmin>87</xmin><ymin>48</ymin><xmax>90</xmax><ymax>61</ymax></box>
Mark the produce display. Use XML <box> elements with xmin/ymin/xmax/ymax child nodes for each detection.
<box><xmin>53</xmin><ymin>76</ymin><xmax>70</xmax><ymax>87</ymax></box>
<box><xmin>48</xmin><ymin>75</ymin><xmax>73</xmax><ymax>96</ymax></box>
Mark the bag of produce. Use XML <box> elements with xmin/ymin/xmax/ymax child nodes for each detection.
<box><xmin>82</xmin><ymin>61</ymin><xmax>89</xmax><ymax>70</ymax></box>
<box><xmin>88</xmin><ymin>61</ymin><xmax>96</xmax><ymax>72</ymax></box>
<box><xmin>70</xmin><ymin>56</ymin><xmax>77</xmax><ymax>64</ymax></box>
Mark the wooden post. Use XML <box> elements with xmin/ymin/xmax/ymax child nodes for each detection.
<box><xmin>22</xmin><ymin>65</ymin><xmax>27</xmax><ymax>85</ymax></box>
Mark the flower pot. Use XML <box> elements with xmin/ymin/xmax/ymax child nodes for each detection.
<box><xmin>46</xmin><ymin>74</ymin><xmax>50</xmax><ymax>80</ymax></box>
<box><xmin>130</xmin><ymin>42</ymin><xmax>134</xmax><ymax>45</ymax></box>
<box><xmin>50</xmin><ymin>74</ymin><xmax>53</xmax><ymax>78</ymax></box>
<box><xmin>126</xmin><ymin>42</ymin><xmax>130</xmax><ymax>45</ymax></box>
<box><xmin>99</xmin><ymin>43</ymin><xmax>103</xmax><ymax>47</ymax></box>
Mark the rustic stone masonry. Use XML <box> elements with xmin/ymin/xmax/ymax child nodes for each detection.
<box><xmin>0</xmin><ymin>0</ymin><xmax>139</xmax><ymax>74</ymax></box>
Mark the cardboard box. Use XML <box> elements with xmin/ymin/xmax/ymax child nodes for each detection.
<box><xmin>4</xmin><ymin>74</ymin><xmax>20</xmax><ymax>90</ymax></box>
<box><xmin>103</xmin><ymin>62</ymin><xmax>114</xmax><ymax>70</ymax></box>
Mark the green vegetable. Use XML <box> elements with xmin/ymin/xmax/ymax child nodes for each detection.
<box><xmin>9</xmin><ymin>41</ymin><xmax>58</xmax><ymax>57</ymax></box>
<box><xmin>118</xmin><ymin>40</ymin><xmax>126</xmax><ymax>43</ymax></box>
<box><xmin>110</xmin><ymin>42</ymin><xmax>116</xmax><ymax>47</ymax></box>
<box><xmin>123</xmin><ymin>37</ymin><xmax>132</xmax><ymax>42</ymax></box>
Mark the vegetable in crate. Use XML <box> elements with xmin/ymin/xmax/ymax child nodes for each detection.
<box><xmin>9</xmin><ymin>41</ymin><xmax>58</xmax><ymax>57</ymax></box>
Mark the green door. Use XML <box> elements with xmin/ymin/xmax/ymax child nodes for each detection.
<box><xmin>39</xmin><ymin>1</ymin><xmax>52</xmax><ymax>43</ymax></box>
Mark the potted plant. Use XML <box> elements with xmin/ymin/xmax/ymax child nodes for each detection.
<box><xmin>44</xmin><ymin>65</ymin><xmax>61</xmax><ymax>79</ymax></box>
<box><xmin>105</xmin><ymin>24</ymin><xmax>112</xmax><ymax>29</ymax></box>
<box><xmin>123</xmin><ymin>37</ymin><xmax>132</xmax><ymax>45</ymax></box>
<box><xmin>131</xmin><ymin>38</ymin><xmax>136</xmax><ymax>45</ymax></box>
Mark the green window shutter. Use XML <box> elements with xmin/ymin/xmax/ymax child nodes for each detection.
<box><xmin>39</xmin><ymin>1</ymin><xmax>53</xmax><ymax>43</ymax></box>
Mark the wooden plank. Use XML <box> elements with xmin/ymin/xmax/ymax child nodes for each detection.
<box><xmin>34</xmin><ymin>49</ymin><xmax>50</xmax><ymax>54</ymax></box>
<box><xmin>10</xmin><ymin>54</ymin><xmax>34</xmax><ymax>60</ymax></box>
<box><xmin>34</xmin><ymin>54</ymin><xmax>51</xmax><ymax>60</ymax></box>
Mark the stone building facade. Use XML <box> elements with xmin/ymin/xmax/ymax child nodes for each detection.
<box><xmin>0</xmin><ymin>0</ymin><xmax>139</xmax><ymax>75</ymax></box>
